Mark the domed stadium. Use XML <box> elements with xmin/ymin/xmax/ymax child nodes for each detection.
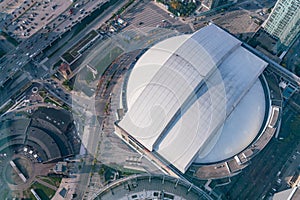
<box><xmin>115</xmin><ymin>24</ymin><xmax>276</xmax><ymax>176</ymax></box>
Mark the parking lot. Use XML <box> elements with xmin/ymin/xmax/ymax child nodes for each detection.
<box><xmin>0</xmin><ymin>0</ymin><xmax>111</xmax><ymax>87</ymax></box>
<box><xmin>2</xmin><ymin>0</ymin><xmax>71</xmax><ymax>40</ymax></box>
<box><xmin>0</xmin><ymin>0</ymin><xmax>35</xmax><ymax>21</ymax></box>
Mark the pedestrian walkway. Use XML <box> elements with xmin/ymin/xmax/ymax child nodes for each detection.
<box><xmin>36</xmin><ymin>178</ymin><xmax>58</xmax><ymax>191</ymax></box>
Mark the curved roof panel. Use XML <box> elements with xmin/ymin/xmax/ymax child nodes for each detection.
<box><xmin>195</xmin><ymin>80</ymin><xmax>266</xmax><ymax>163</ymax></box>
<box><xmin>119</xmin><ymin>24</ymin><xmax>268</xmax><ymax>173</ymax></box>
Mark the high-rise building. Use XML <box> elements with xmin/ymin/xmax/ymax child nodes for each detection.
<box><xmin>263</xmin><ymin>0</ymin><xmax>300</xmax><ymax>49</ymax></box>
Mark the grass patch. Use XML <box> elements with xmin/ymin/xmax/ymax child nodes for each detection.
<box><xmin>39</xmin><ymin>90</ymin><xmax>47</xmax><ymax>98</ymax></box>
<box><xmin>62</xmin><ymin>103</ymin><xmax>71</xmax><ymax>111</ymax></box>
<box><xmin>31</xmin><ymin>182</ymin><xmax>55</xmax><ymax>200</ymax></box>
<box><xmin>62</xmin><ymin>30</ymin><xmax>99</xmax><ymax>64</ymax></box>
<box><xmin>39</xmin><ymin>176</ymin><xmax>62</xmax><ymax>188</ymax></box>
<box><xmin>44</xmin><ymin>97</ymin><xmax>62</xmax><ymax>106</ymax></box>
<box><xmin>99</xmin><ymin>164</ymin><xmax>144</xmax><ymax>180</ymax></box>
<box><xmin>71</xmin><ymin>30</ymin><xmax>98</xmax><ymax>55</ymax></box>
<box><xmin>121</xmin><ymin>168</ymin><xmax>145</xmax><ymax>176</ymax></box>
<box><xmin>61</xmin><ymin>52</ymin><xmax>77</xmax><ymax>64</ymax></box>
<box><xmin>62</xmin><ymin>80</ymin><xmax>74</xmax><ymax>91</ymax></box>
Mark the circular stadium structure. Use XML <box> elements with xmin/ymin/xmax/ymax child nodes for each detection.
<box><xmin>115</xmin><ymin>24</ymin><xmax>274</xmax><ymax>176</ymax></box>
<box><xmin>92</xmin><ymin>174</ymin><xmax>212</xmax><ymax>200</ymax></box>
<box><xmin>0</xmin><ymin>107</ymin><xmax>81</xmax><ymax>194</ymax></box>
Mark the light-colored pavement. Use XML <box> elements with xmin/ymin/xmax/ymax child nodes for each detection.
<box><xmin>52</xmin><ymin>173</ymin><xmax>81</xmax><ymax>200</ymax></box>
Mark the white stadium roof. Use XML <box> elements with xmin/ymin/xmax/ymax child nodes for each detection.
<box><xmin>118</xmin><ymin>24</ymin><xmax>268</xmax><ymax>173</ymax></box>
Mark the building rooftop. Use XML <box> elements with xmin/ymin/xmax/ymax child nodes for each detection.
<box><xmin>273</xmin><ymin>186</ymin><xmax>300</xmax><ymax>200</ymax></box>
<box><xmin>118</xmin><ymin>24</ymin><xmax>268</xmax><ymax>173</ymax></box>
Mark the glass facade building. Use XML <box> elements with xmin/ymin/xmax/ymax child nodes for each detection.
<box><xmin>263</xmin><ymin>0</ymin><xmax>300</xmax><ymax>49</ymax></box>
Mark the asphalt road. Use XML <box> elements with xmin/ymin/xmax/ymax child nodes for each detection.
<box><xmin>0</xmin><ymin>0</ymin><xmax>110</xmax><ymax>85</ymax></box>
<box><xmin>43</xmin><ymin>0</ymin><xmax>131</xmax><ymax>71</ymax></box>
